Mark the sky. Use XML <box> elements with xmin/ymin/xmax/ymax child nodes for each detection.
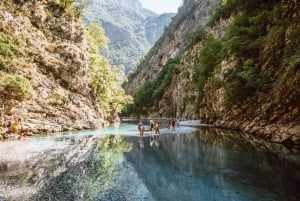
<box><xmin>139</xmin><ymin>0</ymin><xmax>183</xmax><ymax>14</ymax></box>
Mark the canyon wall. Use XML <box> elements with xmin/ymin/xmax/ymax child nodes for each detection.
<box><xmin>0</xmin><ymin>0</ymin><xmax>106</xmax><ymax>138</ymax></box>
<box><xmin>125</xmin><ymin>0</ymin><xmax>300</xmax><ymax>145</ymax></box>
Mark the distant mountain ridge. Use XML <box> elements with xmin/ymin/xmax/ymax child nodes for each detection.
<box><xmin>83</xmin><ymin>0</ymin><xmax>174</xmax><ymax>74</ymax></box>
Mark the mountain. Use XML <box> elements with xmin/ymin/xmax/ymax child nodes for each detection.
<box><xmin>124</xmin><ymin>0</ymin><xmax>300</xmax><ymax>145</ymax></box>
<box><xmin>83</xmin><ymin>0</ymin><xmax>174</xmax><ymax>74</ymax></box>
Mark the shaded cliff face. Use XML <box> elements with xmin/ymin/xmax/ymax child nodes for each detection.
<box><xmin>145</xmin><ymin>13</ymin><xmax>175</xmax><ymax>44</ymax></box>
<box><xmin>0</xmin><ymin>0</ymin><xmax>105</xmax><ymax>138</ymax></box>
<box><xmin>193</xmin><ymin>1</ymin><xmax>299</xmax><ymax>145</ymax></box>
<box><xmin>125</xmin><ymin>0</ymin><xmax>300</xmax><ymax>144</ymax></box>
<box><xmin>83</xmin><ymin>0</ymin><xmax>173</xmax><ymax>74</ymax></box>
<box><xmin>125</xmin><ymin>0</ymin><xmax>218</xmax><ymax>94</ymax></box>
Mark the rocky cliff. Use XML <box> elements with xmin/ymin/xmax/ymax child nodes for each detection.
<box><xmin>125</xmin><ymin>0</ymin><xmax>218</xmax><ymax>94</ymax></box>
<box><xmin>124</xmin><ymin>0</ymin><xmax>300</xmax><ymax>145</ymax></box>
<box><xmin>0</xmin><ymin>0</ymin><xmax>106</xmax><ymax>139</ymax></box>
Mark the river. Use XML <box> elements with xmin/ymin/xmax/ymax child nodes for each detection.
<box><xmin>0</xmin><ymin>122</ymin><xmax>299</xmax><ymax>201</ymax></box>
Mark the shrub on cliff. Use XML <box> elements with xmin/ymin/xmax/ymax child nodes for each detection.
<box><xmin>48</xmin><ymin>0</ymin><xmax>89</xmax><ymax>17</ymax></box>
<box><xmin>0</xmin><ymin>72</ymin><xmax>33</xmax><ymax>101</ymax></box>
<box><xmin>185</xmin><ymin>26</ymin><xmax>206</xmax><ymax>50</ymax></box>
<box><xmin>193</xmin><ymin>34</ymin><xmax>223</xmax><ymax>97</ymax></box>
<box><xmin>224</xmin><ymin>59</ymin><xmax>263</xmax><ymax>107</ymax></box>
<box><xmin>0</xmin><ymin>33</ymin><xmax>18</xmax><ymax>71</ymax></box>
<box><xmin>0</xmin><ymin>33</ymin><xmax>17</xmax><ymax>58</ymax></box>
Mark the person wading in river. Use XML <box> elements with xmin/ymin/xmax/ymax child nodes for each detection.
<box><xmin>138</xmin><ymin>121</ymin><xmax>145</xmax><ymax>137</ymax></box>
<box><xmin>150</xmin><ymin>120</ymin><xmax>154</xmax><ymax>132</ymax></box>
<box><xmin>154</xmin><ymin>121</ymin><xmax>160</xmax><ymax>134</ymax></box>
<box><xmin>171</xmin><ymin>118</ymin><xmax>176</xmax><ymax>131</ymax></box>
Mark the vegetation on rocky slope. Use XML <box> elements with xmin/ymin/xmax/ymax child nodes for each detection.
<box><xmin>206</xmin><ymin>0</ymin><xmax>300</xmax><ymax>109</ymax></box>
<box><xmin>83</xmin><ymin>0</ymin><xmax>173</xmax><ymax>74</ymax></box>
<box><xmin>0</xmin><ymin>72</ymin><xmax>33</xmax><ymax>101</ymax></box>
<box><xmin>123</xmin><ymin>55</ymin><xmax>181</xmax><ymax>116</ymax></box>
<box><xmin>0</xmin><ymin>0</ymin><xmax>131</xmax><ymax>136</ymax></box>
<box><xmin>0</xmin><ymin>16</ymin><xmax>33</xmax><ymax>101</ymax></box>
<box><xmin>123</xmin><ymin>0</ymin><xmax>300</xmax><ymax>138</ymax></box>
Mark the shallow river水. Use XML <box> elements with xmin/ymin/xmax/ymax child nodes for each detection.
<box><xmin>0</xmin><ymin>122</ymin><xmax>299</xmax><ymax>201</ymax></box>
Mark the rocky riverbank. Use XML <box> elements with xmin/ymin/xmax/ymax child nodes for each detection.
<box><xmin>0</xmin><ymin>0</ymin><xmax>106</xmax><ymax>139</ymax></box>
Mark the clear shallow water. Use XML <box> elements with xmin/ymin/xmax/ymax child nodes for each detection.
<box><xmin>0</xmin><ymin>123</ymin><xmax>299</xmax><ymax>201</ymax></box>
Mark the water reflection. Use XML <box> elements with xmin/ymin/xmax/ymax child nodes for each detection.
<box><xmin>0</xmin><ymin>126</ymin><xmax>299</xmax><ymax>201</ymax></box>
<box><xmin>124</xmin><ymin>128</ymin><xmax>300</xmax><ymax>201</ymax></box>
<box><xmin>0</xmin><ymin>135</ymin><xmax>133</xmax><ymax>200</ymax></box>
<box><xmin>150</xmin><ymin>135</ymin><xmax>160</xmax><ymax>148</ymax></box>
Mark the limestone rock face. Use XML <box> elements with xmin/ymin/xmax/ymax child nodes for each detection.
<box><xmin>162</xmin><ymin>14</ymin><xmax>300</xmax><ymax>144</ymax></box>
<box><xmin>0</xmin><ymin>0</ymin><xmax>106</xmax><ymax>137</ymax></box>
<box><xmin>126</xmin><ymin>0</ymin><xmax>300</xmax><ymax>145</ymax></box>
<box><xmin>125</xmin><ymin>0</ymin><xmax>219</xmax><ymax>94</ymax></box>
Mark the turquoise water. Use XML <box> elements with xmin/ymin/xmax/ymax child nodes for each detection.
<box><xmin>0</xmin><ymin>122</ymin><xmax>299</xmax><ymax>201</ymax></box>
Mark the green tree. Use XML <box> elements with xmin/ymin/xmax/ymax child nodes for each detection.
<box><xmin>85</xmin><ymin>22</ymin><xmax>132</xmax><ymax>117</ymax></box>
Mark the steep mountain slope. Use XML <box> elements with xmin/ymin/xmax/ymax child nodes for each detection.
<box><xmin>145</xmin><ymin>13</ymin><xmax>174</xmax><ymax>44</ymax></box>
<box><xmin>83</xmin><ymin>0</ymin><xmax>173</xmax><ymax>74</ymax></box>
<box><xmin>124</xmin><ymin>0</ymin><xmax>300</xmax><ymax>145</ymax></box>
<box><xmin>0</xmin><ymin>0</ymin><xmax>105</xmax><ymax>138</ymax></box>
<box><xmin>125</xmin><ymin>0</ymin><xmax>218</xmax><ymax>94</ymax></box>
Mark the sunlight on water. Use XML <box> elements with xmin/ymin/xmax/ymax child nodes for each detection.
<box><xmin>0</xmin><ymin>122</ymin><xmax>299</xmax><ymax>201</ymax></box>
<box><xmin>0</xmin><ymin>140</ymin><xmax>70</xmax><ymax>161</ymax></box>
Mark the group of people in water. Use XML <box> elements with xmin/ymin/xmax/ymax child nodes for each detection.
<box><xmin>137</xmin><ymin>118</ymin><xmax>179</xmax><ymax>148</ymax></box>
<box><xmin>138</xmin><ymin>118</ymin><xmax>179</xmax><ymax>137</ymax></box>
<box><xmin>138</xmin><ymin>120</ymin><xmax>160</xmax><ymax>137</ymax></box>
